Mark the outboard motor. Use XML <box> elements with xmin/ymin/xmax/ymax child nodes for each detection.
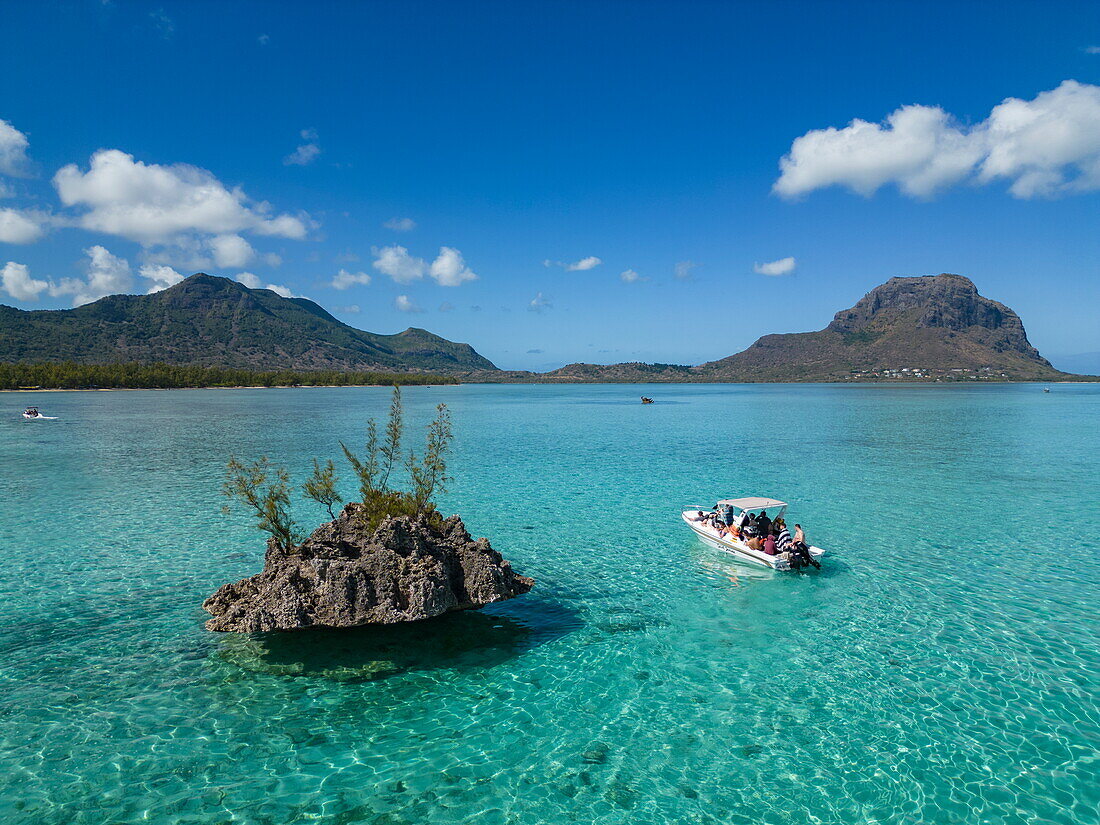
<box><xmin>789</xmin><ymin>543</ymin><xmax>820</xmax><ymax>571</ymax></box>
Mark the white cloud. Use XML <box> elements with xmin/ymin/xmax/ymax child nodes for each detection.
<box><xmin>620</xmin><ymin>268</ymin><xmax>646</xmax><ymax>283</ymax></box>
<box><xmin>395</xmin><ymin>294</ymin><xmax>423</xmax><ymax>313</ymax></box>
<box><xmin>234</xmin><ymin>270</ymin><xmax>299</xmax><ymax>298</ymax></box>
<box><xmin>263</xmin><ymin>252</ymin><xmax>282</xmax><ymax>267</ymax></box>
<box><xmin>54</xmin><ymin>149</ymin><xmax>309</xmax><ymax>244</ymax></box>
<box><xmin>674</xmin><ymin>260</ymin><xmax>697</xmax><ymax>281</ymax></box>
<box><xmin>284</xmin><ymin>144</ymin><xmax>320</xmax><ymax>166</ymax></box>
<box><xmin>429</xmin><ymin>246</ymin><xmax>478</xmax><ymax>286</ymax></box>
<box><xmin>775</xmin><ymin>105</ymin><xmax>981</xmax><ymax>198</ymax></box>
<box><xmin>566</xmin><ymin>256</ymin><xmax>601</xmax><ymax>271</ymax></box>
<box><xmin>138</xmin><ymin>236</ymin><xmax>210</xmax><ymax>271</ymax></box>
<box><xmin>775</xmin><ymin>80</ymin><xmax>1100</xmax><ymax>199</ymax></box>
<box><xmin>1085</xmin><ymin>46</ymin><xmax>1100</xmax><ymax>55</ymax></box>
<box><xmin>139</xmin><ymin>263</ymin><xmax>185</xmax><ymax>293</ymax></box>
<box><xmin>50</xmin><ymin>245</ymin><xmax>134</xmax><ymax>306</ymax></box>
<box><xmin>258</xmin><ymin>33</ymin><xmax>271</xmax><ymax>45</ymax></box>
<box><xmin>383</xmin><ymin>217</ymin><xmax>416</xmax><ymax>231</ymax></box>
<box><xmin>0</xmin><ymin>208</ymin><xmax>46</xmax><ymax>243</ymax></box>
<box><xmin>528</xmin><ymin>292</ymin><xmax>551</xmax><ymax>312</ymax></box>
<box><xmin>372</xmin><ymin>245</ymin><xmax>427</xmax><ymax>283</ymax></box>
<box><xmin>1</xmin><ymin>262</ymin><xmax>49</xmax><ymax>301</ymax></box>
<box><xmin>754</xmin><ymin>256</ymin><xmax>797</xmax><ymax>276</ymax></box>
<box><xmin>546</xmin><ymin>255</ymin><xmax>602</xmax><ymax>271</ymax></box>
<box><xmin>336</xmin><ymin>304</ymin><xmax>360</xmax><ymax>314</ymax></box>
<box><xmin>977</xmin><ymin>81</ymin><xmax>1100</xmax><ymax>197</ymax></box>
<box><xmin>266</xmin><ymin>283</ymin><xmax>296</xmax><ymax>299</ymax></box>
<box><xmin>284</xmin><ymin>129</ymin><xmax>320</xmax><ymax>166</ymax></box>
<box><xmin>0</xmin><ymin>119</ymin><xmax>32</xmax><ymax>177</ymax></box>
<box><xmin>331</xmin><ymin>268</ymin><xmax>371</xmax><ymax>289</ymax></box>
<box><xmin>209</xmin><ymin>233</ymin><xmax>255</xmax><ymax>268</ymax></box>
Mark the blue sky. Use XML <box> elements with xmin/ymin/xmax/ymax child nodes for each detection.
<box><xmin>1</xmin><ymin>0</ymin><xmax>1098</xmax><ymax>371</ymax></box>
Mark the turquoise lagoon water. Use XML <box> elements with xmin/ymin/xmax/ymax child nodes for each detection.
<box><xmin>0</xmin><ymin>383</ymin><xmax>1097</xmax><ymax>825</ymax></box>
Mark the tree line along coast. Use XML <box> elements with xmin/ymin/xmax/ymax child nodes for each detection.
<box><xmin>0</xmin><ymin>363</ymin><xmax>456</xmax><ymax>390</ymax></box>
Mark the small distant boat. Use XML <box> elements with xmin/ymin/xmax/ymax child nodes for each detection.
<box><xmin>682</xmin><ymin>497</ymin><xmax>826</xmax><ymax>571</ymax></box>
<box><xmin>22</xmin><ymin>407</ymin><xmax>43</xmax><ymax>419</ymax></box>
<box><xmin>640</xmin><ymin>396</ymin><xmax>654</xmax><ymax>404</ymax></box>
<box><xmin>1044</xmin><ymin>388</ymin><xmax>1051</xmax><ymax>393</ymax></box>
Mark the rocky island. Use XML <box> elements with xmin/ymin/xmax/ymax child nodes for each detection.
<box><xmin>206</xmin><ymin>386</ymin><xmax>532</xmax><ymax>632</ymax></box>
<box><xmin>203</xmin><ymin>505</ymin><xmax>533</xmax><ymax>632</ymax></box>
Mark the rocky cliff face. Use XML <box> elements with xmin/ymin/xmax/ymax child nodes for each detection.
<box><xmin>826</xmin><ymin>274</ymin><xmax>1045</xmax><ymax>359</ymax></box>
<box><xmin>203</xmin><ymin>506</ymin><xmax>534</xmax><ymax>632</ymax></box>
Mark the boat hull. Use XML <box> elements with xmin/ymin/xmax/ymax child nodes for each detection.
<box><xmin>682</xmin><ymin>511</ymin><xmax>824</xmax><ymax>570</ymax></box>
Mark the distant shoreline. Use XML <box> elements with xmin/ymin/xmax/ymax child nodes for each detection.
<box><xmin>6</xmin><ymin>379</ymin><xmax>1097</xmax><ymax>393</ymax></box>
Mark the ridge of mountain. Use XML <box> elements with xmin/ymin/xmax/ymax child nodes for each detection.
<box><xmin>0</xmin><ymin>274</ymin><xmax>497</xmax><ymax>373</ymax></box>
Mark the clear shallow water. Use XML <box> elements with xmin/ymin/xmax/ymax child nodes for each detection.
<box><xmin>0</xmin><ymin>383</ymin><xmax>1097</xmax><ymax>825</ymax></box>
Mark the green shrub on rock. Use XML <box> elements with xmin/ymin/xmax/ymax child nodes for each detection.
<box><xmin>224</xmin><ymin>386</ymin><xmax>455</xmax><ymax>548</ymax></box>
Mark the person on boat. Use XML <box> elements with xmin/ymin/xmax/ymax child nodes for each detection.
<box><xmin>792</xmin><ymin>524</ymin><xmax>806</xmax><ymax>551</ymax></box>
<box><xmin>762</xmin><ymin>532</ymin><xmax>777</xmax><ymax>555</ymax></box>
<box><xmin>775</xmin><ymin>520</ymin><xmax>793</xmax><ymax>554</ymax></box>
<box><xmin>788</xmin><ymin>524</ymin><xmax>820</xmax><ymax>570</ymax></box>
<box><xmin>745</xmin><ymin>534</ymin><xmax>764</xmax><ymax>552</ymax></box>
<box><xmin>756</xmin><ymin>510</ymin><xmax>772</xmax><ymax>538</ymax></box>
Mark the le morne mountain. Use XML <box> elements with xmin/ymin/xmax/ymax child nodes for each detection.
<box><xmin>0</xmin><ymin>274</ymin><xmax>495</xmax><ymax>373</ymax></box>
<box><xmin>0</xmin><ymin>271</ymin><xmax>1076</xmax><ymax>381</ymax></box>
<box><xmin>484</xmin><ymin>273</ymin><xmax>1070</xmax><ymax>382</ymax></box>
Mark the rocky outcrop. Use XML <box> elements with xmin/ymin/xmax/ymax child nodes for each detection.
<box><xmin>203</xmin><ymin>505</ymin><xmax>533</xmax><ymax>632</ymax></box>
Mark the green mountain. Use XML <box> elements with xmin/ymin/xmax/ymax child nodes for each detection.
<box><xmin>0</xmin><ymin>274</ymin><xmax>496</xmax><ymax>372</ymax></box>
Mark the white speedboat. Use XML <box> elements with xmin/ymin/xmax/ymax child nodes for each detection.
<box><xmin>682</xmin><ymin>496</ymin><xmax>825</xmax><ymax>571</ymax></box>
<box><xmin>22</xmin><ymin>407</ymin><xmax>42</xmax><ymax>419</ymax></box>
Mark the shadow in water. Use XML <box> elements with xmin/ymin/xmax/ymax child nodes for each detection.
<box><xmin>213</xmin><ymin>597</ymin><xmax>581</xmax><ymax>683</ymax></box>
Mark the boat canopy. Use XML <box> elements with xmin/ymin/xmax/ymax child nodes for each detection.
<box><xmin>716</xmin><ymin>497</ymin><xmax>788</xmax><ymax>511</ymax></box>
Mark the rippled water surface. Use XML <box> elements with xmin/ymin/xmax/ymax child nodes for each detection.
<box><xmin>1</xmin><ymin>383</ymin><xmax>1097</xmax><ymax>825</ymax></box>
